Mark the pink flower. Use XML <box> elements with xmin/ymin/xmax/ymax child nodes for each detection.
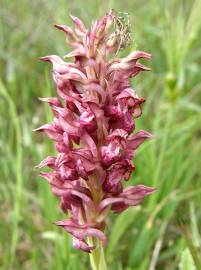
<box><xmin>35</xmin><ymin>10</ymin><xmax>155</xmax><ymax>253</ymax></box>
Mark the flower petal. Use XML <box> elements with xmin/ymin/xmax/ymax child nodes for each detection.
<box><xmin>55</xmin><ymin>219</ymin><xmax>107</xmax><ymax>248</ymax></box>
<box><xmin>99</xmin><ymin>185</ymin><xmax>156</xmax><ymax>212</ymax></box>
<box><xmin>127</xmin><ymin>131</ymin><xmax>152</xmax><ymax>150</ymax></box>
<box><xmin>73</xmin><ymin>237</ymin><xmax>94</xmax><ymax>253</ymax></box>
<box><xmin>70</xmin><ymin>15</ymin><xmax>87</xmax><ymax>36</ymax></box>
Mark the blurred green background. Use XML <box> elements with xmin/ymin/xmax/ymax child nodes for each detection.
<box><xmin>1</xmin><ymin>0</ymin><xmax>201</xmax><ymax>269</ymax></box>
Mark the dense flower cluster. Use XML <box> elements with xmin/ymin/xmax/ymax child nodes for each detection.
<box><xmin>35</xmin><ymin>10</ymin><xmax>155</xmax><ymax>252</ymax></box>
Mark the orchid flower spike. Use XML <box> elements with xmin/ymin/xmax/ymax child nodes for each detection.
<box><xmin>35</xmin><ymin>10</ymin><xmax>155</xmax><ymax>254</ymax></box>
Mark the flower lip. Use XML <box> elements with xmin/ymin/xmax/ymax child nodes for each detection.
<box><xmin>55</xmin><ymin>219</ymin><xmax>107</xmax><ymax>251</ymax></box>
<box><xmin>106</xmin><ymin>129</ymin><xmax>128</xmax><ymax>141</ymax></box>
<box><xmin>99</xmin><ymin>185</ymin><xmax>156</xmax><ymax>212</ymax></box>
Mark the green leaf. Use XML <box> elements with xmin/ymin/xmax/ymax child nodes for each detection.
<box><xmin>107</xmin><ymin>207</ymin><xmax>139</xmax><ymax>258</ymax></box>
<box><xmin>179</xmin><ymin>249</ymin><xmax>195</xmax><ymax>270</ymax></box>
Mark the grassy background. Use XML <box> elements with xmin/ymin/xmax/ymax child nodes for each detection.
<box><xmin>1</xmin><ymin>0</ymin><xmax>201</xmax><ymax>269</ymax></box>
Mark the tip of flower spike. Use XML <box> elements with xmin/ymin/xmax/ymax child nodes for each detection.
<box><xmin>32</xmin><ymin>124</ymin><xmax>49</xmax><ymax>132</ymax></box>
<box><xmin>39</xmin><ymin>55</ymin><xmax>62</xmax><ymax>63</ymax></box>
<box><xmin>124</xmin><ymin>51</ymin><xmax>152</xmax><ymax>62</ymax></box>
<box><xmin>54</xmin><ymin>24</ymin><xmax>74</xmax><ymax>35</ymax></box>
<box><xmin>38</xmin><ymin>172</ymin><xmax>54</xmax><ymax>183</ymax></box>
<box><xmin>32</xmin><ymin>127</ymin><xmax>39</xmax><ymax>132</ymax></box>
<box><xmin>38</xmin><ymin>97</ymin><xmax>50</xmax><ymax>102</ymax></box>
<box><xmin>69</xmin><ymin>14</ymin><xmax>86</xmax><ymax>32</ymax></box>
<box><xmin>54</xmin><ymin>220</ymin><xmax>64</xmax><ymax>226</ymax></box>
<box><xmin>64</xmin><ymin>49</ymin><xmax>86</xmax><ymax>58</ymax></box>
<box><xmin>32</xmin><ymin>127</ymin><xmax>42</xmax><ymax>132</ymax></box>
<box><xmin>38</xmin><ymin>97</ymin><xmax>62</xmax><ymax>106</ymax></box>
<box><xmin>139</xmin><ymin>131</ymin><xmax>157</xmax><ymax>140</ymax></box>
<box><xmin>54</xmin><ymin>23</ymin><xmax>64</xmax><ymax>30</ymax></box>
<box><xmin>135</xmin><ymin>62</ymin><xmax>152</xmax><ymax>72</ymax></box>
<box><xmin>129</xmin><ymin>130</ymin><xmax>153</xmax><ymax>140</ymax></box>
<box><xmin>124</xmin><ymin>185</ymin><xmax>156</xmax><ymax>195</ymax></box>
<box><xmin>141</xmin><ymin>186</ymin><xmax>157</xmax><ymax>196</ymax></box>
<box><xmin>39</xmin><ymin>56</ymin><xmax>50</xmax><ymax>62</ymax></box>
<box><xmin>69</xmin><ymin>14</ymin><xmax>75</xmax><ymax>19</ymax></box>
<box><xmin>35</xmin><ymin>156</ymin><xmax>56</xmax><ymax>169</ymax></box>
<box><xmin>140</xmin><ymin>130</ymin><xmax>153</xmax><ymax>138</ymax></box>
<box><xmin>150</xmin><ymin>187</ymin><xmax>157</xmax><ymax>193</ymax></box>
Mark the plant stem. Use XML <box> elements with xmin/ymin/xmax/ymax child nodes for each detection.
<box><xmin>89</xmin><ymin>237</ymin><xmax>107</xmax><ymax>270</ymax></box>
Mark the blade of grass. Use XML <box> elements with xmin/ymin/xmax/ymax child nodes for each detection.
<box><xmin>0</xmin><ymin>79</ymin><xmax>23</xmax><ymax>268</ymax></box>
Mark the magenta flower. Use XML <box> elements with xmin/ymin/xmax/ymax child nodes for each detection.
<box><xmin>35</xmin><ymin>10</ymin><xmax>155</xmax><ymax>263</ymax></box>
